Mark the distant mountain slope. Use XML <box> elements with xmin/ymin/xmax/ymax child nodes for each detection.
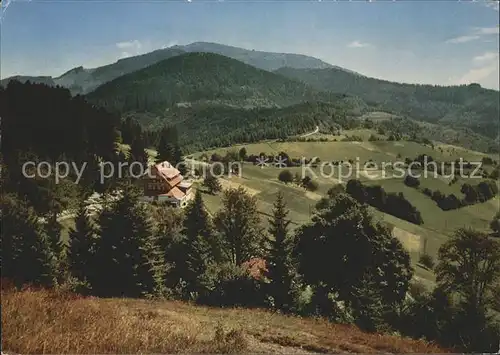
<box><xmin>1</xmin><ymin>42</ymin><xmax>337</xmax><ymax>95</ymax></box>
<box><xmin>1</xmin><ymin>75</ymin><xmax>56</xmax><ymax>87</ymax></box>
<box><xmin>86</xmin><ymin>52</ymin><xmax>354</xmax><ymax>112</ymax></box>
<box><xmin>174</xmin><ymin>41</ymin><xmax>334</xmax><ymax>71</ymax></box>
<box><xmin>275</xmin><ymin>67</ymin><xmax>500</xmax><ymax>139</ymax></box>
<box><xmin>53</xmin><ymin>47</ymin><xmax>188</xmax><ymax>94</ymax></box>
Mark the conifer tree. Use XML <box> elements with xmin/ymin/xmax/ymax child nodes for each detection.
<box><xmin>156</xmin><ymin>128</ymin><xmax>175</xmax><ymax>163</ymax></box>
<box><xmin>203</xmin><ymin>174</ymin><xmax>222</xmax><ymax>195</ymax></box>
<box><xmin>44</xmin><ymin>212</ymin><xmax>63</xmax><ymax>261</ymax></box>
<box><xmin>266</xmin><ymin>192</ymin><xmax>295</xmax><ymax>311</ymax></box>
<box><xmin>215</xmin><ymin>187</ymin><xmax>263</xmax><ymax>265</ymax></box>
<box><xmin>93</xmin><ymin>184</ymin><xmax>165</xmax><ymax>297</ymax></box>
<box><xmin>173</xmin><ymin>143</ymin><xmax>187</xmax><ymax>175</ymax></box>
<box><xmin>180</xmin><ymin>190</ymin><xmax>215</xmax><ymax>294</ymax></box>
<box><xmin>67</xmin><ymin>201</ymin><xmax>97</xmax><ymax>286</ymax></box>
<box><xmin>129</xmin><ymin>136</ymin><xmax>149</xmax><ymax>170</ymax></box>
<box><xmin>1</xmin><ymin>194</ymin><xmax>57</xmax><ymax>287</ymax></box>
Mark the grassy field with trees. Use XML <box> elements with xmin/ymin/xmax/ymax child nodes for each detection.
<box><xmin>2</xmin><ymin>64</ymin><xmax>499</xmax><ymax>354</ymax></box>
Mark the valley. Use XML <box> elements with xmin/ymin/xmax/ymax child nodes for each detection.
<box><xmin>2</xmin><ymin>30</ymin><xmax>499</xmax><ymax>353</ymax></box>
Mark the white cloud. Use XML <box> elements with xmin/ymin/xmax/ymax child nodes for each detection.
<box><xmin>456</xmin><ymin>63</ymin><xmax>498</xmax><ymax>86</ymax></box>
<box><xmin>454</xmin><ymin>49</ymin><xmax>499</xmax><ymax>89</ymax></box>
<box><xmin>116</xmin><ymin>39</ymin><xmax>142</xmax><ymax>50</ymax></box>
<box><xmin>347</xmin><ymin>41</ymin><xmax>371</xmax><ymax>48</ymax></box>
<box><xmin>115</xmin><ymin>40</ymin><xmax>148</xmax><ymax>58</ymax></box>
<box><xmin>161</xmin><ymin>40</ymin><xmax>179</xmax><ymax>49</ymax></box>
<box><xmin>446</xmin><ymin>26</ymin><xmax>499</xmax><ymax>44</ymax></box>
<box><xmin>114</xmin><ymin>39</ymin><xmax>179</xmax><ymax>59</ymax></box>
<box><xmin>474</xmin><ymin>26</ymin><xmax>500</xmax><ymax>35</ymax></box>
<box><xmin>446</xmin><ymin>35</ymin><xmax>481</xmax><ymax>44</ymax></box>
<box><xmin>473</xmin><ymin>51</ymin><xmax>499</xmax><ymax>63</ymax></box>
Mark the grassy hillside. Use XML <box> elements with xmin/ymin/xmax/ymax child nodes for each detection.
<box><xmin>367</xmin><ymin>114</ymin><xmax>499</xmax><ymax>153</ymax></box>
<box><xmin>194</xmin><ymin>135</ymin><xmax>497</xmax><ymax>263</ymax></box>
<box><xmin>86</xmin><ymin>52</ymin><xmax>351</xmax><ymax>112</ymax></box>
<box><xmin>2</xmin><ymin>287</ymin><xmax>447</xmax><ymax>354</ymax></box>
<box><xmin>276</xmin><ymin>67</ymin><xmax>500</xmax><ymax>140</ymax></box>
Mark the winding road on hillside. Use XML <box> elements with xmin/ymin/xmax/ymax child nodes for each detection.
<box><xmin>300</xmin><ymin>126</ymin><xmax>319</xmax><ymax>138</ymax></box>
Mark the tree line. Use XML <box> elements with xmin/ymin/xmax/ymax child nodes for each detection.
<box><xmin>346</xmin><ymin>179</ymin><xmax>424</xmax><ymax>225</ymax></box>
<box><xmin>2</xmin><ymin>181</ymin><xmax>500</xmax><ymax>352</ymax></box>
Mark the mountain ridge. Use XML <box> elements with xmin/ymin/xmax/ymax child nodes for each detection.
<box><xmin>1</xmin><ymin>42</ymin><xmax>339</xmax><ymax>94</ymax></box>
<box><xmin>85</xmin><ymin>51</ymin><xmax>353</xmax><ymax>112</ymax></box>
<box><xmin>275</xmin><ymin>67</ymin><xmax>500</xmax><ymax>139</ymax></box>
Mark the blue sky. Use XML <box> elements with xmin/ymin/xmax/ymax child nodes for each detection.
<box><xmin>1</xmin><ymin>0</ymin><xmax>499</xmax><ymax>89</ymax></box>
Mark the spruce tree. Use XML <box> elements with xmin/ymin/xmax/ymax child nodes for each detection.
<box><xmin>266</xmin><ymin>192</ymin><xmax>295</xmax><ymax>311</ymax></box>
<box><xmin>180</xmin><ymin>190</ymin><xmax>215</xmax><ymax>294</ymax></box>
<box><xmin>129</xmin><ymin>136</ymin><xmax>149</xmax><ymax>170</ymax></box>
<box><xmin>203</xmin><ymin>174</ymin><xmax>222</xmax><ymax>195</ymax></box>
<box><xmin>173</xmin><ymin>144</ymin><xmax>187</xmax><ymax>175</ymax></box>
<box><xmin>156</xmin><ymin>129</ymin><xmax>175</xmax><ymax>163</ymax></box>
<box><xmin>93</xmin><ymin>184</ymin><xmax>165</xmax><ymax>297</ymax></box>
<box><xmin>215</xmin><ymin>187</ymin><xmax>263</xmax><ymax>265</ymax></box>
<box><xmin>44</xmin><ymin>212</ymin><xmax>63</xmax><ymax>261</ymax></box>
<box><xmin>67</xmin><ymin>201</ymin><xmax>97</xmax><ymax>286</ymax></box>
<box><xmin>1</xmin><ymin>194</ymin><xmax>57</xmax><ymax>287</ymax></box>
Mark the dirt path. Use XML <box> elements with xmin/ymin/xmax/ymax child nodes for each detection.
<box><xmin>300</xmin><ymin>126</ymin><xmax>319</xmax><ymax>138</ymax></box>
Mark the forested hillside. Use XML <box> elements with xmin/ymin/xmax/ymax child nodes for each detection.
<box><xmin>86</xmin><ymin>52</ymin><xmax>353</xmax><ymax>112</ymax></box>
<box><xmin>0</xmin><ymin>81</ymin><xmax>121</xmax><ymax>214</ymax></box>
<box><xmin>275</xmin><ymin>67</ymin><xmax>500</xmax><ymax>139</ymax></box>
<box><xmin>136</xmin><ymin>101</ymin><xmax>354</xmax><ymax>151</ymax></box>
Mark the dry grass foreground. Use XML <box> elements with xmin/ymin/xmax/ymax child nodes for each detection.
<box><xmin>2</xmin><ymin>286</ymin><xmax>447</xmax><ymax>354</ymax></box>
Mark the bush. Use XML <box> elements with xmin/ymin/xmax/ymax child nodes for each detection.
<box><xmin>197</xmin><ymin>263</ymin><xmax>267</xmax><ymax>308</ymax></box>
<box><xmin>437</xmin><ymin>194</ymin><xmax>462</xmax><ymax>211</ymax></box>
<box><xmin>404</xmin><ymin>175</ymin><xmax>420</xmax><ymax>188</ymax></box>
<box><xmin>419</xmin><ymin>254</ymin><xmax>435</xmax><ymax>270</ymax></box>
<box><xmin>278</xmin><ymin>170</ymin><xmax>294</xmax><ymax>184</ymax></box>
<box><xmin>301</xmin><ymin>176</ymin><xmax>318</xmax><ymax>191</ymax></box>
<box><xmin>305</xmin><ymin>180</ymin><xmax>319</xmax><ymax>192</ymax></box>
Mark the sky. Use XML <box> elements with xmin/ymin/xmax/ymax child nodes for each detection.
<box><xmin>1</xmin><ymin>0</ymin><xmax>499</xmax><ymax>89</ymax></box>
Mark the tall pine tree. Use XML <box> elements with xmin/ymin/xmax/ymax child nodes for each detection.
<box><xmin>93</xmin><ymin>184</ymin><xmax>165</xmax><ymax>297</ymax></box>
<box><xmin>129</xmin><ymin>135</ymin><xmax>149</xmax><ymax>171</ymax></box>
<box><xmin>1</xmin><ymin>194</ymin><xmax>57</xmax><ymax>287</ymax></box>
<box><xmin>180</xmin><ymin>190</ymin><xmax>216</xmax><ymax>295</ymax></box>
<box><xmin>156</xmin><ymin>127</ymin><xmax>176</xmax><ymax>163</ymax></box>
<box><xmin>67</xmin><ymin>200</ymin><xmax>97</xmax><ymax>288</ymax></box>
<box><xmin>266</xmin><ymin>192</ymin><xmax>295</xmax><ymax>311</ymax></box>
<box><xmin>44</xmin><ymin>212</ymin><xmax>63</xmax><ymax>263</ymax></box>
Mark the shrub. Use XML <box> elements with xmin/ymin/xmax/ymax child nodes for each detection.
<box><xmin>301</xmin><ymin>176</ymin><xmax>318</xmax><ymax>191</ymax></box>
<box><xmin>419</xmin><ymin>254</ymin><xmax>435</xmax><ymax>270</ymax></box>
<box><xmin>305</xmin><ymin>180</ymin><xmax>319</xmax><ymax>192</ymax></box>
<box><xmin>404</xmin><ymin>175</ymin><xmax>420</xmax><ymax>188</ymax></box>
<box><xmin>278</xmin><ymin>170</ymin><xmax>294</xmax><ymax>184</ymax></box>
<box><xmin>198</xmin><ymin>262</ymin><xmax>267</xmax><ymax>308</ymax></box>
